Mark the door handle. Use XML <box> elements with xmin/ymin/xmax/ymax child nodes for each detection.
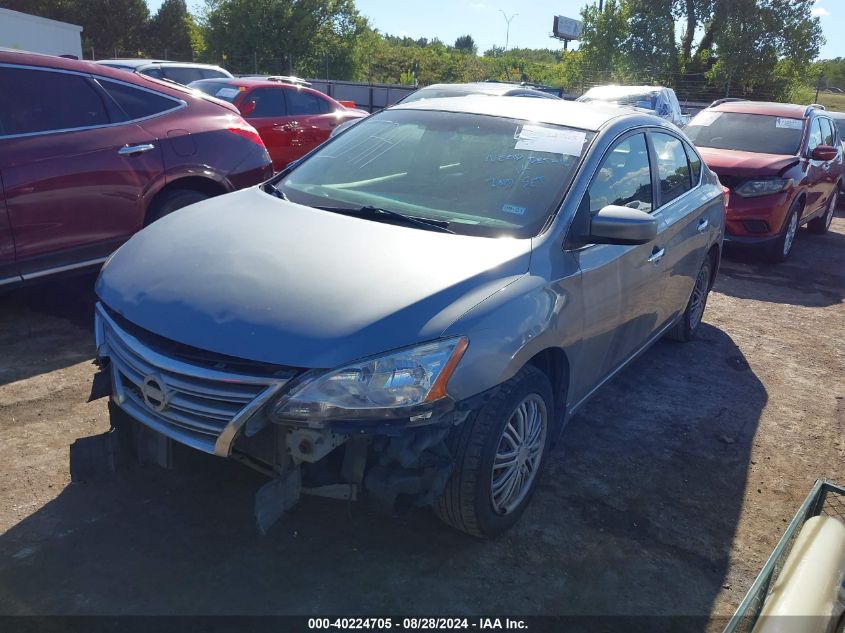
<box><xmin>647</xmin><ymin>247</ymin><xmax>665</xmax><ymax>264</ymax></box>
<box><xmin>118</xmin><ymin>143</ymin><xmax>155</xmax><ymax>156</ymax></box>
<box><xmin>697</xmin><ymin>218</ymin><xmax>709</xmax><ymax>232</ymax></box>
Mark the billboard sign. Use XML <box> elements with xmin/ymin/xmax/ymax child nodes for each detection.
<box><xmin>553</xmin><ymin>15</ymin><xmax>583</xmax><ymax>40</ymax></box>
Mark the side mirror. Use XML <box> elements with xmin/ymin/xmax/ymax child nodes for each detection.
<box><xmin>811</xmin><ymin>144</ymin><xmax>838</xmax><ymax>161</ymax></box>
<box><xmin>590</xmin><ymin>205</ymin><xmax>657</xmax><ymax>245</ymax></box>
<box><xmin>238</xmin><ymin>100</ymin><xmax>256</xmax><ymax>117</ymax></box>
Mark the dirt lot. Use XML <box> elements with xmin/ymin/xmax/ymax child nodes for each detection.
<box><xmin>0</xmin><ymin>212</ymin><xmax>843</xmax><ymax>626</ymax></box>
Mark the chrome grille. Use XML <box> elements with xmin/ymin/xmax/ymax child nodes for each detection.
<box><xmin>96</xmin><ymin>303</ymin><xmax>287</xmax><ymax>455</ymax></box>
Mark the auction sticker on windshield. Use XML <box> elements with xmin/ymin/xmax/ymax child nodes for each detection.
<box><xmin>515</xmin><ymin>124</ymin><xmax>586</xmax><ymax>156</ymax></box>
<box><xmin>776</xmin><ymin>117</ymin><xmax>803</xmax><ymax>130</ymax></box>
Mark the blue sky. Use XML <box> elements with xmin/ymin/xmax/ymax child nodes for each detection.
<box><xmin>151</xmin><ymin>0</ymin><xmax>844</xmax><ymax>59</ymax></box>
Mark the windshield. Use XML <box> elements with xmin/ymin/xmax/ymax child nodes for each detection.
<box><xmin>580</xmin><ymin>88</ymin><xmax>659</xmax><ymax>109</ymax></box>
<box><xmin>685</xmin><ymin>111</ymin><xmax>805</xmax><ymax>155</ymax></box>
<box><xmin>190</xmin><ymin>80</ymin><xmax>241</xmax><ymax>102</ymax></box>
<box><xmin>400</xmin><ymin>89</ymin><xmax>487</xmax><ymax>103</ymax></box>
<box><xmin>274</xmin><ymin>109</ymin><xmax>593</xmax><ymax>238</ymax></box>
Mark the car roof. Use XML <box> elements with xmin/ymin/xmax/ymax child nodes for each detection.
<box><xmin>192</xmin><ymin>76</ymin><xmax>326</xmax><ymax>92</ymax></box>
<box><xmin>710</xmin><ymin>101</ymin><xmax>816</xmax><ymax>118</ymax></box>
<box><xmin>96</xmin><ymin>59</ymin><xmax>227</xmax><ymax>71</ymax></box>
<box><xmin>0</xmin><ymin>49</ymin><xmax>238</xmax><ymax>112</ymax></box>
<box><xmin>582</xmin><ymin>84</ymin><xmax>670</xmax><ymax>96</ymax></box>
<box><xmin>391</xmin><ymin>95</ymin><xmax>645</xmax><ymax>132</ymax></box>
<box><xmin>95</xmin><ymin>59</ymin><xmax>166</xmax><ymax>68</ymax></box>
<box><xmin>419</xmin><ymin>82</ymin><xmax>555</xmax><ymax>97</ymax></box>
<box><xmin>1</xmin><ymin>49</ymin><xmax>154</xmax><ymax>79</ymax></box>
<box><xmin>824</xmin><ymin>110</ymin><xmax>845</xmax><ymax>120</ymax></box>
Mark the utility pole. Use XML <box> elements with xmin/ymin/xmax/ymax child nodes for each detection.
<box><xmin>499</xmin><ymin>10</ymin><xmax>518</xmax><ymax>51</ymax></box>
<box><xmin>815</xmin><ymin>74</ymin><xmax>824</xmax><ymax>103</ymax></box>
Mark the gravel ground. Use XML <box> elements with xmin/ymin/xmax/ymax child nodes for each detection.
<box><xmin>0</xmin><ymin>211</ymin><xmax>843</xmax><ymax>626</ymax></box>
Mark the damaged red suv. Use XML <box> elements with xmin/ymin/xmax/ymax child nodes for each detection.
<box><xmin>685</xmin><ymin>102</ymin><xmax>842</xmax><ymax>262</ymax></box>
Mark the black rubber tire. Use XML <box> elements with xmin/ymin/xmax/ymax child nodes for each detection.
<box><xmin>147</xmin><ymin>189</ymin><xmax>210</xmax><ymax>224</ymax></box>
<box><xmin>433</xmin><ymin>364</ymin><xmax>553</xmax><ymax>538</ymax></box>
<box><xmin>668</xmin><ymin>256</ymin><xmax>713</xmax><ymax>342</ymax></box>
<box><xmin>765</xmin><ymin>198</ymin><xmax>801</xmax><ymax>263</ymax></box>
<box><xmin>808</xmin><ymin>188</ymin><xmax>837</xmax><ymax>234</ymax></box>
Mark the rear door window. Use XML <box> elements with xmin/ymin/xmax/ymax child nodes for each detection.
<box><xmin>0</xmin><ymin>67</ymin><xmax>110</xmax><ymax>136</ymax></box>
<box><xmin>587</xmin><ymin>133</ymin><xmax>653</xmax><ymax>213</ymax></box>
<box><xmin>285</xmin><ymin>89</ymin><xmax>329</xmax><ymax>115</ymax></box>
<box><xmin>247</xmin><ymin>88</ymin><xmax>287</xmax><ymax>117</ymax></box>
<box><xmin>160</xmin><ymin>66</ymin><xmax>206</xmax><ymax>85</ymax></box>
<box><xmin>99</xmin><ymin>79</ymin><xmax>180</xmax><ymax>120</ymax></box>
<box><xmin>652</xmin><ymin>132</ymin><xmax>692</xmax><ymax>205</ymax></box>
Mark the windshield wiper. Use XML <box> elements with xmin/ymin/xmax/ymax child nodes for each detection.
<box><xmin>262</xmin><ymin>182</ymin><xmax>288</xmax><ymax>200</ymax></box>
<box><xmin>314</xmin><ymin>205</ymin><xmax>454</xmax><ymax>234</ymax></box>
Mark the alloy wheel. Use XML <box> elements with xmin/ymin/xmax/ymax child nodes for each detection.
<box><xmin>689</xmin><ymin>265</ymin><xmax>710</xmax><ymax>329</ymax></box>
<box><xmin>490</xmin><ymin>394</ymin><xmax>547</xmax><ymax>515</ymax></box>
<box><xmin>826</xmin><ymin>191</ymin><xmax>837</xmax><ymax>230</ymax></box>
<box><xmin>783</xmin><ymin>211</ymin><xmax>798</xmax><ymax>257</ymax></box>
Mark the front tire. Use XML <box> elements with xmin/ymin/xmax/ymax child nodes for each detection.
<box><xmin>765</xmin><ymin>199</ymin><xmax>801</xmax><ymax>263</ymax></box>
<box><xmin>434</xmin><ymin>365</ymin><xmax>553</xmax><ymax>538</ymax></box>
<box><xmin>668</xmin><ymin>256</ymin><xmax>713</xmax><ymax>342</ymax></box>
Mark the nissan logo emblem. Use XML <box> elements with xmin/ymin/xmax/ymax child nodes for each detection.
<box><xmin>141</xmin><ymin>374</ymin><xmax>169</xmax><ymax>412</ymax></box>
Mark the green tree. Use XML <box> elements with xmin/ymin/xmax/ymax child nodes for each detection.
<box><xmin>148</xmin><ymin>0</ymin><xmax>196</xmax><ymax>61</ymax></box>
<box><xmin>578</xmin><ymin>0</ymin><xmax>629</xmax><ymax>79</ymax></box>
<box><xmin>201</xmin><ymin>0</ymin><xmax>364</xmax><ymax>77</ymax></box>
<box><xmin>454</xmin><ymin>35</ymin><xmax>476</xmax><ymax>54</ymax></box>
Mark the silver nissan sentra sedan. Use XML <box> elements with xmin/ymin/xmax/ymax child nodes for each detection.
<box><xmin>92</xmin><ymin>96</ymin><xmax>724</xmax><ymax>537</ymax></box>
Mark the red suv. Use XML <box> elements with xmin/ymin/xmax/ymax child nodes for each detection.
<box><xmin>0</xmin><ymin>51</ymin><xmax>273</xmax><ymax>287</ymax></box>
<box><xmin>685</xmin><ymin>102</ymin><xmax>842</xmax><ymax>262</ymax></box>
<box><xmin>190</xmin><ymin>78</ymin><xmax>368</xmax><ymax>171</ymax></box>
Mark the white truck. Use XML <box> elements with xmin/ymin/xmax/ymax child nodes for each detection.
<box><xmin>0</xmin><ymin>8</ymin><xmax>82</xmax><ymax>59</ymax></box>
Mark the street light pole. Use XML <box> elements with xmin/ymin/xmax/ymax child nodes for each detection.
<box><xmin>499</xmin><ymin>10</ymin><xmax>518</xmax><ymax>51</ymax></box>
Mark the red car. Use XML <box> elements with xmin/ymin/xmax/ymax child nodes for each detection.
<box><xmin>685</xmin><ymin>102</ymin><xmax>842</xmax><ymax>262</ymax></box>
<box><xmin>189</xmin><ymin>78</ymin><xmax>368</xmax><ymax>171</ymax></box>
<box><xmin>0</xmin><ymin>51</ymin><xmax>273</xmax><ymax>287</ymax></box>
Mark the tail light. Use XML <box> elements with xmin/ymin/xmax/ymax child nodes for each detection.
<box><xmin>228</xmin><ymin>119</ymin><xmax>266</xmax><ymax>148</ymax></box>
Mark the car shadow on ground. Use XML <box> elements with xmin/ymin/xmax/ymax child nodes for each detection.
<box><xmin>0</xmin><ymin>273</ymin><xmax>98</xmax><ymax>387</ymax></box>
<box><xmin>0</xmin><ymin>322</ymin><xmax>765</xmax><ymax>628</ymax></box>
<box><xmin>716</xmin><ymin>216</ymin><xmax>845</xmax><ymax>308</ymax></box>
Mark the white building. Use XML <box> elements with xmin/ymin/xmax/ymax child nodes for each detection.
<box><xmin>0</xmin><ymin>8</ymin><xmax>83</xmax><ymax>59</ymax></box>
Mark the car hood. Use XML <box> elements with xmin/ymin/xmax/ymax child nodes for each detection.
<box><xmin>96</xmin><ymin>187</ymin><xmax>531</xmax><ymax>369</ymax></box>
<box><xmin>697</xmin><ymin>147</ymin><xmax>799</xmax><ymax>178</ymax></box>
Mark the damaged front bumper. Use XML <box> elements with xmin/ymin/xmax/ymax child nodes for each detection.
<box><xmin>91</xmin><ymin>302</ymin><xmax>473</xmax><ymax>532</ymax></box>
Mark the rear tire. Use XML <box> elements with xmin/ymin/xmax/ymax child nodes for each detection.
<box><xmin>147</xmin><ymin>189</ymin><xmax>210</xmax><ymax>224</ymax></box>
<box><xmin>434</xmin><ymin>365</ymin><xmax>553</xmax><ymax>538</ymax></box>
<box><xmin>765</xmin><ymin>198</ymin><xmax>801</xmax><ymax>263</ymax></box>
<box><xmin>668</xmin><ymin>256</ymin><xmax>712</xmax><ymax>342</ymax></box>
<box><xmin>808</xmin><ymin>188</ymin><xmax>837</xmax><ymax>234</ymax></box>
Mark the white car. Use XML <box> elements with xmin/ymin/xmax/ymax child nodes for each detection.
<box><xmin>577</xmin><ymin>85</ymin><xmax>686</xmax><ymax>127</ymax></box>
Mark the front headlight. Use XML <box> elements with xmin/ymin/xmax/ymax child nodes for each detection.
<box><xmin>734</xmin><ymin>178</ymin><xmax>792</xmax><ymax>198</ymax></box>
<box><xmin>270</xmin><ymin>337</ymin><xmax>468</xmax><ymax>423</ymax></box>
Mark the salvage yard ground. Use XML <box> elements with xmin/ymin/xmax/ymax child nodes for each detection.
<box><xmin>0</xmin><ymin>212</ymin><xmax>843</xmax><ymax>625</ymax></box>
